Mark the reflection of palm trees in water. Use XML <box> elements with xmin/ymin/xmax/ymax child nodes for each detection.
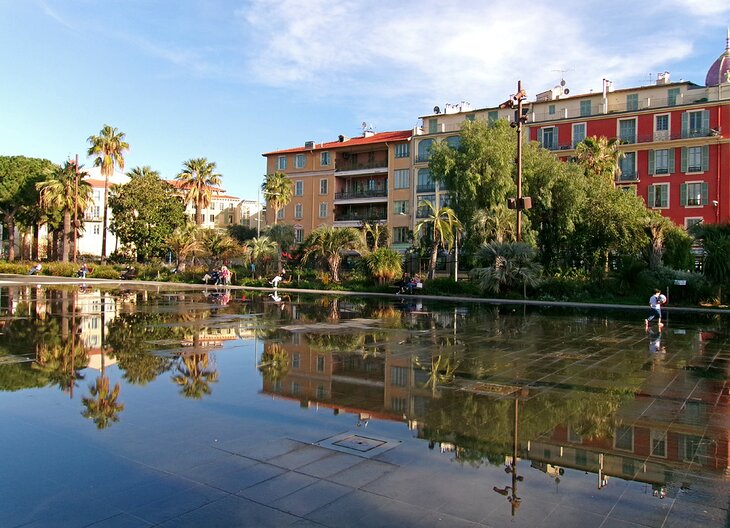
<box><xmin>81</xmin><ymin>375</ymin><xmax>125</xmax><ymax>429</ymax></box>
<box><xmin>34</xmin><ymin>341</ymin><xmax>87</xmax><ymax>396</ymax></box>
<box><xmin>257</xmin><ymin>342</ymin><xmax>289</xmax><ymax>382</ymax></box>
<box><xmin>414</xmin><ymin>351</ymin><xmax>460</xmax><ymax>396</ymax></box>
<box><xmin>172</xmin><ymin>353</ymin><xmax>219</xmax><ymax>399</ymax></box>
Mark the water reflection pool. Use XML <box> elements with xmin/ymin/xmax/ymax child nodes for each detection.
<box><xmin>1</xmin><ymin>285</ymin><xmax>729</xmax><ymax>527</ymax></box>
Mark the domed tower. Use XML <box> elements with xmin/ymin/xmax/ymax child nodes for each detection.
<box><xmin>705</xmin><ymin>29</ymin><xmax>730</xmax><ymax>87</ymax></box>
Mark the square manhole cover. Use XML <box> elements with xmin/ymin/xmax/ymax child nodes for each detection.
<box><xmin>316</xmin><ymin>431</ymin><xmax>401</xmax><ymax>458</ymax></box>
<box><xmin>333</xmin><ymin>435</ymin><xmax>387</xmax><ymax>452</ymax></box>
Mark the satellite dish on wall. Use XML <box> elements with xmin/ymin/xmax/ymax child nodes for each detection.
<box><xmin>563</xmin><ymin>88</ymin><xmax>570</xmax><ymax>95</ymax></box>
<box><xmin>433</xmin><ymin>106</ymin><xmax>441</xmax><ymax>114</ymax></box>
<box><xmin>560</xmin><ymin>79</ymin><xmax>566</xmax><ymax>87</ymax></box>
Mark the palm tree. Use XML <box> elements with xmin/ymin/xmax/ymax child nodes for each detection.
<box><xmin>362</xmin><ymin>221</ymin><xmax>389</xmax><ymax>250</ymax></box>
<box><xmin>261</xmin><ymin>172</ymin><xmax>292</xmax><ymax>226</ymax></box>
<box><xmin>81</xmin><ymin>375</ymin><xmax>125</xmax><ymax>429</ymax></box>
<box><xmin>199</xmin><ymin>229</ymin><xmax>239</xmax><ymax>268</ymax></box>
<box><xmin>575</xmin><ymin>136</ymin><xmax>624</xmax><ymax>184</ymax></box>
<box><xmin>36</xmin><ymin>162</ymin><xmax>92</xmax><ymax>262</ymax></box>
<box><xmin>87</xmin><ymin>125</ymin><xmax>129</xmax><ymax>261</ymax></box>
<box><xmin>415</xmin><ymin>201</ymin><xmax>462</xmax><ymax>280</ymax></box>
<box><xmin>167</xmin><ymin>224</ymin><xmax>201</xmax><ymax>272</ymax></box>
<box><xmin>363</xmin><ymin>247</ymin><xmax>403</xmax><ymax>285</ymax></box>
<box><xmin>176</xmin><ymin>158</ymin><xmax>222</xmax><ymax>226</ymax></box>
<box><xmin>244</xmin><ymin>236</ymin><xmax>278</xmax><ymax>277</ymax></box>
<box><xmin>257</xmin><ymin>343</ymin><xmax>289</xmax><ymax>382</ymax></box>
<box><xmin>471</xmin><ymin>242</ymin><xmax>543</xmax><ymax>296</ymax></box>
<box><xmin>301</xmin><ymin>226</ymin><xmax>365</xmax><ymax>283</ymax></box>
<box><xmin>472</xmin><ymin>205</ymin><xmax>516</xmax><ymax>244</ymax></box>
<box><xmin>172</xmin><ymin>353</ymin><xmax>219</xmax><ymax>399</ymax></box>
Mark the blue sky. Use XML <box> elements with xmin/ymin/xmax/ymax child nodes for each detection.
<box><xmin>1</xmin><ymin>0</ymin><xmax>729</xmax><ymax>202</ymax></box>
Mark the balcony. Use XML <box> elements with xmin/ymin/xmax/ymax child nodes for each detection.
<box><xmin>416</xmin><ymin>184</ymin><xmax>436</xmax><ymax>193</ymax></box>
<box><xmin>335</xmin><ymin>159</ymin><xmax>388</xmax><ymax>173</ymax></box>
<box><xmin>334</xmin><ymin>189</ymin><xmax>387</xmax><ymax>200</ymax></box>
<box><xmin>334</xmin><ymin>210</ymin><xmax>387</xmax><ymax>222</ymax></box>
<box><xmin>616</xmin><ymin>171</ymin><xmax>640</xmax><ymax>183</ymax></box>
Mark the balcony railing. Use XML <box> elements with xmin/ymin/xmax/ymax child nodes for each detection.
<box><xmin>616</xmin><ymin>171</ymin><xmax>639</xmax><ymax>183</ymax></box>
<box><xmin>335</xmin><ymin>159</ymin><xmax>388</xmax><ymax>172</ymax></box>
<box><xmin>416</xmin><ymin>184</ymin><xmax>436</xmax><ymax>193</ymax></box>
<box><xmin>335</xmin><ymin>189</ymin><xmax>387</xmax><ymax>200</ymax></box>
<box><xmin>416</xmin><ymin>153</ymin><xmax>431</xmax><ymax>162</ymax></box>
<box><xmin>543</xmin><ymin>129</ymin><xmax>721</xmax><ymax>151</ymax></box>
<box><xmin>334</xmin><ymin>211</ymin><xmax>387</xmax><ymax>222</ymax></box>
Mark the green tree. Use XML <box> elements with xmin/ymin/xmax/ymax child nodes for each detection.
<box><xmin>87</xmin><ymin>125</ymin><xmax>129</xmax><ymax>261</ymax></box>
<box><xmin>574</xmin><ymin>136</ymin><xmax>624</xmax><ymax>184</ymax></box>
<box><xmin>176</xmin><ymin>158</ymin><xmax>222</xmax><ymax>226</ymax></box>
<box><xmin>167</xmin><ymin>224</ymin><xmax>201</xmax><ymax>272</ymax></box>
<box><xmin>109</xmin><ymin>166</ymin><xmax>186</xmax><ymax>262</ymax></box>
<box><xmin>471</xmin><ymin>242</ymin><xmax>543</xmax><ymax>296</ymax></box>
<box><xmin>81</xmin><ymin>375</ymin><xmax>125</xmax><ymax>429</ymax></box>
<box><xmin>257</xmin><ymin>343</ymin><xmax>289</xmax><ymax>382</ymax></box>
<box><xmin>644</xmin><ymin>212</ymin><xmax>677</xmax><ymax>270</ymax></box>
<box><xmin>244</xmin><ymin>236</ymin><xmax>278</xmax><ymax>277</ymax></box>
<box><xmin>261</xmin><ymin>172</ymin><xmax>292</xmax><ymax>226</ymax></box>
<box><xmin>199</xmin><ymin>229</ymin><xmax>239</xmax><ymax>268</ymax></box>
<box><xmin>0</xmin><ymin>156</ymin><xmax>55</xmax><ymax>261</ymax></box>
<box><xmin>37</xmin><ymin>161</ymin><xmax>93</xmax><ymax>262</ymax></box>
<box><xmin>363</xmin><ymin>247</ymin><xmax>403</xmax><ymax>285</ymax></box>
<box><xmin>415</xmin><ymin>201</ymin><xmax>462</xmax><ymax>280</ymax></box>
<box><xmin>690</xmin><ymin>223</ymin><xmax>730</xmax><ymax>303</ymax></box>
<box><xmin>301</xmin><ymin>226</ymin><xmax>365</xmax><ymax>283</ymax></box>
<box><xmin>362</xmin><ymin>221</ymin><xmax>389</xmax><ymax>250</ymax></box>
<box><xmin>227</xmin><ymin>224</ymin><xmax>257</xmax><ymax>244</ymax></box>
<box><xmin>172</xmin><ymin>353</ymin><xmax>219</xmax><ymax>399</ymax></box>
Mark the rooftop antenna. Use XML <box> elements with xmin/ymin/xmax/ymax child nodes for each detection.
<box><xmin>552</xmin><ymin>68</ymin><xmax>574</xmax><ymax>86</ymax></box>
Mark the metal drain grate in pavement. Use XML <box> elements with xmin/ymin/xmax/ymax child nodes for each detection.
<box><xmin>316</xmin><ymin>432</ymin><xmax>401</xmax><ymax>458</ymax></box>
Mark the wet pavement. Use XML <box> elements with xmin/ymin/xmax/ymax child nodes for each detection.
<box><xmin>0</xmin><ymin>281</ymin><xmax>729</xmax><ymax>527</ymax></box>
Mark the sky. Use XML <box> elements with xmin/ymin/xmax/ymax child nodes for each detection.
<box><xmin>1</xmin><ymin>0</ymin><xmax>729</xmax><ymax>202</ymax></box>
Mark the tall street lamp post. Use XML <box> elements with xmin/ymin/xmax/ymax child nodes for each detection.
<box><xmin>73</xmin><ymin>154</ymin><xmax>79</xmax><ymax>263</ymax></box>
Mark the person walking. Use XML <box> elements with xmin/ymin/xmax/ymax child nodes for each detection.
<box><xmin>645</xmin><ymin>289</ymin><xmax>666</xmax><ymax>329</ymax></box>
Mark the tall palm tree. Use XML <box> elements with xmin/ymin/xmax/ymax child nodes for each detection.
<box><xmin>362</xmin><ymin>221</ymin><xmax>389</xmax><ymax>250</ymax></box>
<box><xmin>261</xmin><ymin>172</ymin><xmax>292</xmax><ymax>226</ymax></box>
<box><xmin>36</xmin><ymin>162</ymin><xmax>92</xmax><ymax>262</ymax></box>
<box><xmin>244</xmin><ymin>236</ymin><xmax>278</xmax><ymax>277</ymax></box>
<box><xmin>574</xmin><ymin>136</ymin><xmax>624</xmax><ymax>185</ymax></box>
<box><xmin>363</xmin><ymin>247</ymin><xmax>403</xmax><ymax>285</ymax></box>
<box><xmin>87</xmin><ymin>125</ymin><xmax>129</xmax><ymax>261</ymax></box>
<box><xmin>301</xmin><ymin>226</ymin><xmax>365</xmax><ymax>283</ymax></box>
<box><xmin>167</xmin><ymin>224</ymin><xmax>201</xmax><ymax>272</ymax></box>
<box><xmin>415</xmin><ymin>201</ymin><xmax>462</xmax><ymax>280</ymax></box>
<box><xmin>176</xmin><ymin>158</ymin><xmax>222</xmax><ymax>225</ymax></box>
<box><xmin>199</xmin><ymin>229</ymin><xmax>239</xmax><ymax>268</ymax></box>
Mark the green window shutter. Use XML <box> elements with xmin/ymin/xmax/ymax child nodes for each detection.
<box><xmin>680</xmin><ymin>183</ymin><xmax>687</xmax><ymax>206</ymax></box>
<box><xmin>701</xmin><ymin>182</ymin><xmax>709</xmax><ymax>205</ymax></box>
<box><xmin>702</xmin><ymin>145</ymin><xmax>709</xmax><ymax>171</ymax></box>
<box><xmin>680</xmin><ymin>147</ymin><xmax>687</xmax><ymax>172</ymax></box>
<box><xmin>537</xmin><ymin>128</ymin><xmax>543</xmax><ymax>146</ymax></box>
<box><xmin>668</xmin><ymin>148</ymin><xmax>676</xmax><ymax>173</ymax></box>
<box><xmin>648</xmin><ymin>150</ymin><xmax>655</xmax><ymax>175</ymax></box>
<box><xmin>647</xmin><ymin>185</ymin><xmax>654</xmax><ymax>206</ymax></box>
<box><xmin>702</xmin><ymin>110</ymin><xmax>710</xmax><ymax>133</ymax></box>
<box><xmin>681</xmin><ymin>112</ymin><xmax>689</xmax><ymax>138</ymax></box>
<box><xmin>660</xmin><ymin>185</ymin><xmax>668</xmax><ymax>207</ymax></box>
<box><xmin>554</xmin><ymin>128</ymin><xmax>559</xmax><ymax>149</ymax></box>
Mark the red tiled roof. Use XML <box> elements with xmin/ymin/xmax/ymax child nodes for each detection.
<box><xmin>165</xmin><ymin>179</ymin><xmax>227</xmax><ymax>194</ymax></box>
<box><xmin>263</xmin><ymin>129</ymin><xmax>412</xmax><ymax>156</ymax></box>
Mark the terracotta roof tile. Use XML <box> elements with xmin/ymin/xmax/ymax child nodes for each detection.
<box><xmin>263</xmin><ymin>129</ymin><xmax>412</xmax><ymax>156</ymax></box>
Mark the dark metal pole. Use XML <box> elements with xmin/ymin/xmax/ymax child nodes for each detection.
<box><xmin>516</xmin><ymin>80</ymin><xmax>524</xmax><ymax>242</ymax></box>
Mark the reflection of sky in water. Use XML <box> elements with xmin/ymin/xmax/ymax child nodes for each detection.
<box><xmin>1</xmin><ymin>285</ymin><xmax>729</xmax><ymax>526</ymax></box>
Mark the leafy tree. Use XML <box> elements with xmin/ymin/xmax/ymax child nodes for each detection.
<box><xmin>109</xmin><ymin>166</ymin><xmax>186</xmax><ymax>262</ymax></box>
<box><xmin>167</xmin><ymin>224</ymin><xmax>201</xmax><ymax>272</ymax></box>
<box><xmin>415</xmin><ymin>201</ymin><xmax>462</xmax><ymax>280</ymax></box>
<box><xmin>227</xmin><ymin>224</ymin><xmax>257</xmax><ymax>244</ymax></box>
<box><xmin>690</xmin><ymin>223</ymin><xmax>730</xmax><ymax>303</ymax></box>
<box><xmin>0</xmin><ymin>156</ymin><xmax>55</xmax><ymax>261</ymax></box>
<box><xmin>37</xmin><ymin>161</ymin><xmax>93</xmax><ymax>262</ymax></box>
<box><xmin>644</xmin><ymin>212</ymin><xmax>677</xmax><ymax>270</ymax></box>
<box><xmin>258</xmin><ymin>343</ymin><xmax>289</xmax><ymax>382</ymax></box>
<box><xmin>199</xmin><ymin>229</ymin><xmax>239</xmax><ymax>267</ymax></box>
<box><xmin>244</xmin><ymin>236</ymin><xmax>278</xmax><ymax>277</ymax></box>
<box><xmin>363</xmin><ymin>247</ymin><xmax>403</xmax><ymax>284</ymax></box>
<box><xmin>265</xmin><ymin>223</ymin><xmax>295</xmax><ymax>262</ymax></box>
<box><xmin>471</xmin><ymin>242</ymin><xmax>543</xmax><ymax>295</ymax></box>
<box><xmin>362</xmin><ymin>221</ymin><xmax>389</xmax><ymax>250</ymax></box>
<box><xmin>574</xmin><ymin>136</ymin><xmax>624</xmax><ymax>184</ymax></box>
<box><xmin>176</xmin><ymin>158</ymin><xmax>222</xmax><ymax>225</ymax></box>
<box><xmin>261</xmin><ymin>172</ymin><xmax>293</xmax><ymax>226</ymax></box>
<box><xmin>87</xmin><ymin>125</ymin><xmax>129</xmax><ymax>260</ymax></box>
<box><xmin>301</xmin><ymin>226</ymin><xmax>365</xmax><ymax>283</ymax></box>
<box><xmin>662</xmin><ymin>226</ymin><xmax>694</xmax><ymax>270</ymax></box>
<box><xmin>471</xmin><ymin>205</ymin><xmax>516</xmax><ymax>245</ymax></box>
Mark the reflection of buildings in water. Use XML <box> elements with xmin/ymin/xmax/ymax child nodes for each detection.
<box><xmin>76</xmin><ymin>290</ymin><xmax>117</xmax><ymax>350</ymax></box>
<box><xmin>86</xmin><ymin>350</ymin><xmax>117</xmax><ymax>371</ymax></box>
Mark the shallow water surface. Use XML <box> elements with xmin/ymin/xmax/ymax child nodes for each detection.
<box><xmin>1</xmin><ymin>285</ymin><xmax>729</xmax><ymax>527</ymax></box>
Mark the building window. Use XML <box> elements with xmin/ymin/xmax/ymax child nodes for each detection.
<box><xmin>619</xmin><ymin>152</ymin><xmax>637</xmax><ymax>181</ymax></box>
<box><xmin>93</xmin><ymin>224</ymin><xmax>100</xmax><ymax>235</ymax></box>
<box><xmin>614</xmin><ymin>425</ymin><xmax>634</xmax><ymax>451</ymax></box>
<box><xmin>487</xmin><ymin>110</ymin><xmax>498</xmax><ymax>123</ymax></box>
<box><xmin>417</xmin><ymin>169</ymin><xmax>434</xmax><ymax>193</ymax></box>
<box><xmin>277</xmin><ymin>156</ymin><xmax>287</xmax><ymax>170</ymax></box>
<box><xmin>618</xmin><ymin>118</ymin><xmax>636</xmax><ymax>143</ymax></box>
<box><xmin>668</xmin><ymin>87</ymin><xmax>680</xmax><ymax>106</ymax></box>
<box><xmin>651</xmin><ymin>429</ymin><xmax>667</xmax><ymax>458</ymax></box>
<box><xmin>428</xmin><ymin>118</ymin><xmax>438</xmax><ymax>134</ymax></box>
<box><xmin>685</xmin><ymin>217</ymin><xmax>703</xmax><ymax>229</ymax></box>
<box><xmin>319</xmin><ymin>202</ymin><xmax>328</xmax><ymax>218</ymax></box>
<box><xmin>647</xmin><ymin>183</ymin><xmax>669</xmax><ymax>208</ymax></box>
<box><xmin>316</xmin><ymin>385</ymin><xmax>327</xmax><ymax>400</ymax></box>
<box><xmin>294</xmin><ymin>180</ymin><xmax>304</xmax><ymax>196</ymax></box>
<box><xmin>294</xmin><ymin>227</ymin><xmax>303</xmax><ymax>243</ymax></box>
<box><xmin>465</xmin><ymin>113</ymin><xmax>475</xmax><ymax>121</ymax></box>
<box><xmin>548</xmin><ymin>104</ymin><xmax>555</xmax><ymax>115</ymax></box>
<box><xmin>394</xmin><ymin>143</ymin><xmax>410</xmax><ymax>158</ymax></box>
<box><xmin>319</xmin><ymin>179</ymin><xmax>328</xmax><ymax>194</ymax></box>
<box><xmin>417</xmin><ymin>139</ymin><xmax>433</xmax><ymax>162</ymax></box>
<box><xmin>295</xmin><ymin>154</ymin><xmax>305</xmax><ymax>168</ymax></box>
<box><xmin>417</xmin><ymin>195</ymin><xmax>435</xmax><ymax>218</ymax></box>
<box><xmin>654</xmin><ymin>114</ymin><xmax>670</xmax><ymax>141</ymax></box>
<box><xmin>681</xmin><ymin>146</ymin><xmax>709</xmax><ymax>173</ymax></box>
<box><xmin>294</xmin><ymin>203</ymin><xmax>303</xmax><ymax>219</ymax></box>
<box><xmin>292</xmin><ymin>353</ymin><xmax>301</xmax><ymax>369</ymax></box>
<box><xmin>391</xmin><ymin>366</ymin><xmax>408</xmax><ymax>387</ymax></box>
<box><xmin>682</xmin><ymin>110</ymin><xmax>709</xmax><ymax>138</ymax></box>
<box><xmin>626</xmin><ymin>93</ymin><xmax>639</xmax><ymax>111</ymax></box>
<box><xmin>572</xmin><ymin>123</ymin><xmax>586</xmax><ymax>148</ymax></box>
<box><xmin>446</xmin><ymin>136</ymin><xmax>460</xmax><ymax>149</ymax></box>
<box><xmin>650</xmin><ymin>148</ymin><xmax>674</xmax><ymax>175</ymax></box>
<box><xmin>439</xmin><ymin>193</ymin><xmax>451</xmax><ymax>208</ymax></box>
<box><xmin>580</xmin><ymin>100</ymin><xmax>591</xmax><ymax>117</ymax></box>
<box><xmin>393</xmin><ymin>226</ymin><xmax>409</xmax><ymax>244</ymax></box>
<box><xmin>316</xmin><ymin>355</ymin><xmax>325</xmax><ymax>372</ymax></box>
<box><xmin>277</xmin><ymin>208</ymin><xmax>284</xmax><ymax>220</ymax></box>
<box><xmin>320</xmin><ymin>151</ymin><xmax>330</xmax><ymax>166</ymax></box>
<box><xmin>681</xmin><ymin>182</ymin><xmax>708</xmax><ymax>206</ymax></box>
<box><xmin>394</xmin><ymin>200</ymin><xmax>409</xmax><ymax>215</ymax></box>
<box><xmin>538</xmin><ymin>126</ymin><xmax>558</xmax><ymax>150</ymax></box>
<box><xmin>394</xmin><ymin>169</ymin><xmax>410</xmax><ymax>189</ymax></box>
<box><xmin>228</xmin><ymin>215</ymin><xmax>233</xmax><ymax>224</ymax></box>
<box><xmin>209</xmin><ymin>214</ymin><xmax>215</xmax><ymax>223</ymax></box>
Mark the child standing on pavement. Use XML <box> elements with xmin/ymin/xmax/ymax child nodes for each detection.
<box><xmin>645</xmin><ymin>289</ymin><xmax>667</xmax><ymax>329</ymax></box>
